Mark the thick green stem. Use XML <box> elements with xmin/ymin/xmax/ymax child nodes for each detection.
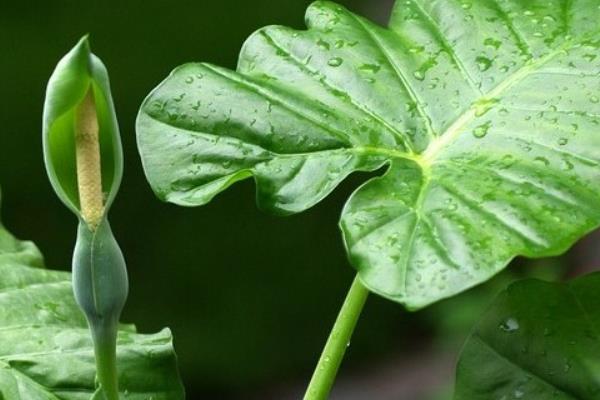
<box><xmin>304</xmin><ymin>275</ymin><xmax>369</xmax><ymax>400</ymax></box>
<box><xmin>91</xmin><ymin>319</ymin><xmax>119</xmax><ymax>400</ymax></box>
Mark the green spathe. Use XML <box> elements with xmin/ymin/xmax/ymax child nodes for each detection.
<box><xmin>136</xmin><ymin>0</ymin><xmax>600</xmax><ymax>309</ymax></box>
<box><xmin>43</xmin><ymin>35</ymin><xmax>122</xmax><ymax>217</ymax></box>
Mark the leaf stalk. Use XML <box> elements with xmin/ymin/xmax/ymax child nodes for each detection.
<box><xmin>304</xmin><ymin>275</ymin><xmax>369</xmax><ymax>400</ymax></box>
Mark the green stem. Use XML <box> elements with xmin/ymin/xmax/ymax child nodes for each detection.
<box><xmin>91</xmin><ymin>320</ymin><xmax>119</xmax><ymax>400</ymax></box>
<box><xmin>304</xmin><ymin>275</ymin><xmax>369</xmax><ymax>400</ymax></box>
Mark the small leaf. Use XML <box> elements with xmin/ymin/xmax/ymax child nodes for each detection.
<box><xmin>137</xmin><ymin>1</ymin><xmax>600</xmax><ymax>308</ymax></box>
<box><xmin>454</xmin><ymin>272</ymin><xmax>600</xmax><ymax>399</ymax></box>
<box><xmin>43</xmin><ymin>35</ymin><xmax>123</xmax><ymax>216</ymax></box>
<box><xmin>0</xmin><ymin>191</ymin><xmax>185</xmax><ymax>399</ymax></box>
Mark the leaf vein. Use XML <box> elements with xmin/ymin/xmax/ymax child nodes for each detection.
<box><xmin>200</xmin><ymin>64</ymin><xmax>353</xmax><ymax>145</ymax></box>
<box><xmin>487</xmin><ymin>0</ymin><xmax>535</xmax><ymax>57</ymax></box>
<box><xmin>472</xmin><ymin>335</ymin><xmax>582</xmax><ymax>400</ymax></box>
<box><xmin>260</xmin><ymin>30</ymin><xmax>416</xmax><ymax>153</ymax></box>
<box><xmin>420</xmin><ymin>215</ymin><xmax>462</xmax><ymax>270</ymax></box>
<box><xmin>443</xmin><ymin>159</ymin><xmax>581</xmax><ymax>208</ymax></box>
<box><xmin>347</xmin><ymin>12</ymin><xmax>437</xmax><ymax>140</ymax></box>
<box><xmin>438</xmin><ymin>181</ymin><xmax>548</xmax><ymax>248</ymax></box>
<box><xmin>411</xmin><ymin>0</ymin><xmax>483</xmax><ymax>94</ymax></box>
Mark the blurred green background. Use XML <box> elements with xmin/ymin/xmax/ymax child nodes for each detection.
<box><xmin>0</xmin><ymin>1</ymin><xmax>586</xmax><ymax>399</ymax></box>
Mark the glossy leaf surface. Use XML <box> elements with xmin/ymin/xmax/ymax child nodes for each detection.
<box><xmin>454</xmin><ymin>272</ymin><xmax>600</xmax><ymax>399</ymax></box>
<box><xmin>0</xmin><ymin>196</ymin><xmax>184</xmax><ymax>399</ymax></box>
<box><xmin>137</xmin><ymin>0</ymin><xmax>600</xmax><ymax>308</ymax></box>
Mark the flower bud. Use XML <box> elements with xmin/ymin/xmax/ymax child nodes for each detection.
<box><xmin>43</xmin><ymin>35</ymin><xmax>122</xmax><ymax>223</ymax></box>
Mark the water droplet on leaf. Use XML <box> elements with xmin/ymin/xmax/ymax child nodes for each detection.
<box><xmin>499</xmin><ymin>317</ymin><xmax>519</xmax><ymax>332</ymax></box>
<box><xmin>484</xmin><ymin>38</ymin><xmax>502</xmax><ymax>49</ymax></box>
<box><xmin>359</xmin><ymin>63</ymin><xmax>381</xmax><ymax>73</ymax></box>
<box><xmin>476</xmin><ymin>56</ymin><xmax>493</xmax><ymax>72</ymax></box>
<box><xmin>328</xmin><ymin>57</ymin><xmax>343</xmax><ymax>67</ymax></box>
<box><xmin>413</xmin><ymin>70</ymin><xmax>425</xmax><ymax>80</ymax></box>
<box><xmin>472</xmin><ymin>121</ymin><xmax>491</xmax><ymax>138</ymax></box>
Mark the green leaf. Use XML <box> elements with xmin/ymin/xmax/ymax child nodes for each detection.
<box><xmin>0</xmin><ymin>194</ymin><xmax>184</xmax><ymax>399</ymax></box>
<box><xmin>136</xmin><ymin>0</ymin><xmax>600</xmax><ymax>308</ymax></box>
<box><xmin>454</xmin><ymin>272</ymin><xmax>600</xmax><ymax>399</ymax></box>
<box><xmin>43</xmin><ymin>35</ymin><xmax>123</xmax><ymax>216</ymax></box>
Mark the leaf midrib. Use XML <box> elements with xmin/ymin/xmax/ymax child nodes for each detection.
<box><xmin>358</xmin><ymin>41</ymin><xmax>573</xmax><ymax>167</ymax></box>
<box><xmin>420</xmin><ymin>43</ymin><xmax>569</xmax><ymax>164</ymax></box>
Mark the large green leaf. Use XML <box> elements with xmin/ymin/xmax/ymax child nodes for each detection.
<box><xmin>454</xmin><ymin>272</ymin><xmax>600</xmax><ymax>399</ymax></box>
<box><xmin>0</xmin><ymin>196</ymin><xmax>184</xmax><ymax>399</ymax></box>
<box><xmin>137</xmin><ymin>0</ymin><xmax>600</xmax><ymax>309</ymax></box>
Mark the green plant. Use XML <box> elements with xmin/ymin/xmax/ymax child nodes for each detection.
<box><xmin>0</xmin><ymin>0</ymin><xmax>598</xmax><ymax>399</ymax></box>
<box><xmin>27</xmin><ymin>37</ymin><xmax>183</xmax><ymax>398</ymax></box>
<box><xmin>43</xmin><ymin>36</ymin><xmax>127</xmax><ymax>399</ymax></box>
<box><xmin>136</xmin><ymin>0</ymin><xmax>600</xmax><ymax>398</ymax></box>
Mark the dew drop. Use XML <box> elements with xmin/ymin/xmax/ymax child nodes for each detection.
<box><xmin>472</xmin><ymin>121</ymin><xmax>491</xmax><ymax>138</ymax></box>
<box><xmin>474</xmin><ymin>98</ymin><xmax>498</xmax><ymax>116</ymax></box>
<box><xmin>484</xmin><ymin>38</ymin><xmax>502</xmax><ymax>49</ymax></box>
<box><xmin>359</xmin><ymin>63</ymin><xmax>381</xmax><ymax>73</ymax></box>
<box><xmin>499</xmin><ymin>317</ymin><xmax>519</xmax><ymax>332</ymax></box>
<box><xmin>411</xmin><ymin>69</ymin><xmax>424</xmax><ymax>80</ymax></box>
<box><xmin>317</xmin><ymin>39</ymin><xmax>330</xmax><ymax>50</ymax></box>
<box><xmin>221</xmin><ymin>160</ymin><xmax>232</xmax><ymax>169</ymax></box>
<box><xmin>534</xmin><ymin>156</ymin><xmax>550</xmax><ymax>166</ymax></box>
<box><xmin>561</xmin><ymin>159</ymin><xmax>574</xmax><ymax>171</ymax></box>
<box><xmin>476</xmin><ymin>56</ymin><xmax>493</xmax><ymax>72</ymax></box>
<box><xmin>328</xmin><ymin>57</ymin><xmax>343</xmax><ymax>67</ymax></box>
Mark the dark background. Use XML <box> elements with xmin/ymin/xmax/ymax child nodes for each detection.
<box><xmin>0</xmin><ymin>1</ymin><xmax>594</xmax><ymax>399</ymax></box>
